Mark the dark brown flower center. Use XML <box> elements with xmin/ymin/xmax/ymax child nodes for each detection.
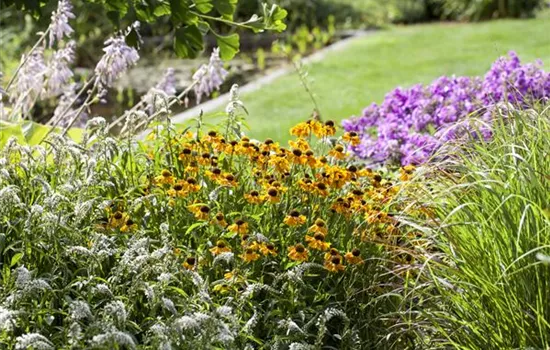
<box><xmin>331</xmin><ymin>256</ymin><xmax>341</xmax><ymax>265</ymax></box>
<box><xmin>236</xmin><ymin>219</ymin><xmax>245</xmax><ymax>226</ymax></box>
<box><xmin>352</xmin><ymin>248</ymin><xmax>360</xmax><ymax>257</ymax></box>
<box><xmin>314</xmin><ymin>233</ymin><xmax>325</xmax><ymax>241</ymax></box>
<box><xmin>292</xmin><ymin>149</ymin><xmax>302</xmax><ymax>157</ymax></box>
<box><xmin>114</xmin><ymin>212</ymin><xmax>123</xmax><ymax>220</ymax></box>
<box><xmin>216</xmin><ymin>241</ymin><xmax>226</xmax><ymax>248</ymax></box>
<box><xmin>267</xmin><ymin>188</ymin><xmax>278</xmax><ymax>197</ymax></box>
<box><xmin>200</xmin><ymin>206</ymin><xmax>210</xmax><ymax>213</ymax></box>
<box><xmin>289</xmin><ymin>210</ymin><xmax>300</xmax><ymax>217</ymax></box>
<box><xmin>295</xmin><ymin>244</ymin><xmax>305</xmax><ymax>253</ymax></box>
<box><xmin>186</xmin><ymin>257</ymin><xmax>196</xmax><ymax>265</ymax></box>
<box><xmin>174</xmin><ymin>184</ymin><xmax>183</xmax><ymax>191</ymax></box>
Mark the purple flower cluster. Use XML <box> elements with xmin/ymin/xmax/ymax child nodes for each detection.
<box><xmin>342</xmin><ymin>52</ymin><xmax>550</xmax><ymax>165</ymax></box>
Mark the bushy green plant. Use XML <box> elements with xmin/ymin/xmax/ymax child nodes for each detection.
<box><xmin>397</xmin><ymin>105</ymin><xmax>550</xmax><ymax>348</ymax></box>
<box><xmin>429</xmin><ymin>0</ymin><xmax>544</xmax><ymax>20</ymax></box>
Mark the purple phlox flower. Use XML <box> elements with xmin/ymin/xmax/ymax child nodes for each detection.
<box><xmin>49</xmin><ymin>0</ymin><xmax>75</xmax><ymax>48</ymax></box>
<box><xmin>342</xmin><ymin>51</ymin><xmax>550</xmax><ymax>165</ymax></box>
<box><xmin>94</xmin><ymin>23</ymin><xmax>140</xmax><ymax>88</ymax></box>
<box><xmin>10</xmin><ymin>48</ymin><xmax>47</xmax><ymax>117</ymax></box>
<box><xmin>193</xmin><ymin>47</ymin><xmax>228</xmax><ymax>104</ymax></box>
<box><xmin>44</xmin><ymin>40</ymin><xmax>75</xmax><ymax>98</ymax></box>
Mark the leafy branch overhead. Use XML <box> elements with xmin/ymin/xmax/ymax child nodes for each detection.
<box><xmin>3</xmin><ymin>0</ymin><xmax>288</xmax><ymax>60</ymax></box>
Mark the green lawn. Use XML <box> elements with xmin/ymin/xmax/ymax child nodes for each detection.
<box><xmin>200</xmin><ymin>15</ymin><xmax>550</xmax><ymax>142</ymax></box>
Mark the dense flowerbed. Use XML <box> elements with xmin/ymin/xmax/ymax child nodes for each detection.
<box><xmin>342</xmin><ymin>52</ymin><xmax>550</xmax><ymax>165</ymax></box>
<box><xmin>0</xmin><ymin>117</ymin><xmax>431</xmax><ymax>348</ymax></box>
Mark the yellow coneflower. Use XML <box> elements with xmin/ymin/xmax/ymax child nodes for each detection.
<box><xmin>178</xmin><ymin>147</ymin><xmax>193</xmax><ymax>162</ymax></box>
<box><xmin>304</xmin><ymin>150</ymin><xmax>318</xmax><ymax>168</ymax></box>
<box><xmin>314</xmin><ymin>120</ymin><xmax>336</xmax><ymax>138</ymax></box>
<box><xmin>288</xmin><ymin>243</ymin><xmax>309</xmax><ymax>262</ymax></box>
<box><xmin>265</xmin><ymin>187</ymin><xmax>281</xmax><ymax>203</ymax></box>
<box><xmin>240</xmin><ymin>247</ymin><xmax>261</xmax><ymax>263</ymax></box>
<box><xmin>205</xmin><ymin>167</ymin><xmax>223</xmax><ymax>181</ymax></box>
<box><xmin>308</xmin><ymin>219</ymin><xmax>328</xmax><ymax>235</ymax></box>
<box><xmin>218</xmin><ymin>173</ymin><xmax>238</xmax><ymax>187</ymax></box>
<box><xmin>210</xmin><ymin>240</ymin><xmax>232</xmax><ymax>255</ymax></box>
<box><xmin>298</xmin><ymin>178</ymin><xmax>315</xmax><ymax>192</ymax></box>
<box><xmin>324</xmin><ymin>247</ymin><xmax>341</xmax><ymax>261</ymax></box>
<box><xmin>109</xmin><ymin>211</ymin><xmax>127</xmax><ymax>228</ymax></box>
<box><xmin>212</xmin><ymin>283</ymin><xmax>231</xmax><ymax>294</ymax></box>
<box><xmin>183</xmin><ymin>256</ymin><xmax>197</xmax><ymax>270</ymax></box>
<box><xmin>283</xmin><ymin>210</ymin><xmax>306</xmax><ymax>226</ymax></box>
<box><xmin>371</xmin><ymin>173</ymin><xmax>383</xmax><ymax>187</ymax></box>
<box><xmin>173</xmin><ymin>248</ymin><xmax>182</xmax><ymax>256</ymax></box>
<box><xmin>120</xmin><ymin>218</ymin><xmax>137</xmax><ymax>233</ymax></box>
<box><xmin>305</xmin><ymin>232</ymin><xmax>331</xmax><ymax>251</ymax></box>
<box><xmin>167</xmin><ymin>181</ymin><xmax>187</xmax><ymax>197</ymax></box>
<box><xmin>244</xmin><ymin>190</ymin><xmax>264</xmax><ymax>204</ymax></box>
<box><xmin>351</xmin><ymin>189</ymin><xmax>364</xmax><ymax>201</ymax></box>
<box><xmin>259</xmin><ymin>242</ymin><xmax>278</xmax><ymax>256</ymax></box>
<box><xmin>228</xmin><ymin>219</ymin><xmax>249</xmax><ymax>235</ymax></box>
<box><xmin>188</xmin><ymin>204</ymin><xmax>210</xmax><ymax>220</ymax></box>
<box><xmin>185</xmin><ymin>177</ymin><xmax>201</xmax><ymax>193</ymax></box>
<box><xmin>268</xmin><ymin>155</ymin><xmax>290</xmax><ymax>173</ymax></box>
<box><xmin>155</xmin><ymin>169</ymin><xmax>175</xmax><ymax>185</ymax></box>
<box><xmin>313</xmin><ymin>181</ymin><xmax>329</xmax><ymax>197</ymax></box>
<box><xmin>185</xmin><ymin>161</ymin><xmax>199</xmax><ymax>174</ymax></box>
<box><xmin>289</xmin><ymin>148</ymin><xmax>308</xmax><ymax>165</ymax></box>
<box><xmin>328</xmin><ymin>145</ymin><xmax>346</xmax><ymax>160</ymax></box>
<box><xmin>324</xmin><ymin>255</ymin><xmax>345</xmax><ymax>273</ymax></box>
<box><xmin>203</xmin><ymin>130</ymin><xmax>222</xmax><ymax>144</ymax></box>
<box><xmin>198</xmin><ymin>152</ymin><xmax>211</xmax><ymax>166</ymax></box>
<box><xmin>399</xmin><ymin>164</ymin><xmax>416</xmax><ymax>181</ymax></box>
<box><xmin>213</xmin><ymin>212</ymin><xmax>228</xmax><ymax>228</ymax></box>
<box><xmin>345</xmin><ymin>248</ymin><xmax>364</xmax><ymax>265</ymax></box>
<box><xmin>342</xmin><ymin>131</ymin><xmax>361</xmax><ymax>146</ymax></box>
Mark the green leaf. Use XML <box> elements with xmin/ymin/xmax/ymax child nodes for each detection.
<box><xmin>213</xmin><ymin>0</ymin><xmax>237</xmax><ymax>20</ymax></box>
<box><xmin>154</xmin><ymin>2</ymin><xmax>172</xmax><ymax>16</ymax></box>
<box><xmin>104</xmin><ymin>0</ymin><xmax>129</xmax><ymax>18</ymax></box>
<box><xmin>20</xmin><ymin>121</ymin><xmax>84</xmax><ymax>145</ymax></box>
<box><xmin>194</xmin><ymin>0</ymin><xmax>213</xmax><ymax>14</ymax></box>
<box><xmin>215</xmin><ymin>33</ymin><xmax>239</xmax><ymax>60</ymax></box>
<box><xmin>10</xmin><ymin>252</ymin><xmax>23</xmax><ymax>267</ymax></box>
<box><xmin>264</xmin><ymin>4</ymin><xmax>287</xmax><ymax>32</ymax></box>
<box><xmin>174</xmin><ymin>25</ymin><xmax>204</xmax><ymax>58</ymax></box>
<box><xmin>0</xmin><ymin>120</ymin><xmax>25</xmax><ymax>148</ymax></box>
<box><xmin>185</xmin><ymin>222</ymin><xmax>207</xmax><ymax>235</ymax></box>
<box><xmin>170</xmin><ymin>0</ymin><xmax>198</xmax><ymax>24</ymax></box>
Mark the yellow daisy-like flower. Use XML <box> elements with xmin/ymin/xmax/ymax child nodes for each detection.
<box><xmin>268</xmin><ymin>155</ymin><xmax>290</xmax><ymax>173</ymax></box>
<box><xmin>185</xmin><ymin>177</ymin><xmax>201</xmax><ymax>193</ymax></box>
<box><xmin>324</xmin><ymin>247</ymin><xmax>341</xmax><ymax>261</ymax></box>
<box><xmin>205</xmin><ymin>167</ymin><xmax>222</xmax><ymax>181</ymax></box>
<box><xmin>173</xmin><ymin>248</ymin><xmax>182</xmax><ymax>256</ymax></box>
<box><xmin>305</xmin><ymin>232</ymin><xmax>331</xmax><ymax>251</ymax></box>
<box><xmin>244</xmin><ymin>190</ymin><xmax>264</xmax><ymax>204</ymax></box>
<box><xmin>342</xmin><ymin>131</ymin><xmax>361</xmax><ymax>146</ymax></box>
<box><xmin>399</xmin><ymin>164</ymin><xmax>416</xmax><ymax>181</ymax></box>
<box><xmin>178</xmin><ymin>147</ymin><xmax>193</xmax><ymax>162</ymax></box>
<box><xmin>265</xmin><ymin>187</ymin><xmax>281</xmax><ymax>203</ymax></box>
<box><xmin>283</xmin><ymin>210</ymin><xmax>306</xmax><ymax>226</ymax></box>
<box><xmin>288</xmin><ymin>243</ymin><xmax>309</xmax><ymax>262</ymax></box>
<box><xmin>324</xmin><ymin>255</ymin><xmax>345</xmax><ymax>273</ymax></box>
<box><xmin>298</xmin><ymin>178</ymin><xmax>315</xmax><ymax>192</ymax></box>
<box><xmin>183</xmin><ymin>256</ymin><xmax>197</xmax><ymax>270</ymax></box>
<box><xmin>188</xmin><ymin>204</ymin><xmax>210</xmax><ymax>220</ymax></box>
<box><xmin>288</xmin><ymin>138</ymin><xmax>311</xmax><ymax>152</ymax></box>
<box><xmin>213</xmin><ymin>283</ymin><xmax>232</xmax><ymax>294</ymax></box>
<box><xmin>328</xmin><ymin>145</ymin><xmax>346</xmax><ymax>160</ymax></box>
<box><xmin>155</xmin><ymin>169</ymin><xmax>175</xmax><ymax>185</ymax></box>
<box><xmin>228</xmin><ymin>219</ymin><xmax>249</xmax><ymax>235</ymax></box>
<box><xmin>218</xmin><ymin>173</ymin><xmax>238</xmax><ymax>187</ymax></box>
<box><xmin>109</xmin><ymin>211</ymin><xmax>128</xmax><ymax>229</ymax></box>
<box><xmin>240</xmin><ymin>247</ymin><xmax>261</xmax><ymax>263</ymax></box>
<box><xmin>120</xmin><ymin>218</ymin><xmax>137</xmax><ymax>233</ymax></box>
<box><xmin>210</xmin><ymin>240</ymin><xmax>231</xmax><ymax>255</ymax></box>
<box><xmin>213</xmin><ymin>212</ymin><xmax>228</xmax><ymax>228</ymax></box>
<box><xmin>313</xmin><ymin>120</ymin><xmax>336</xmax><ymax>138</ymax></box>
<box><xmin>313</xmin><ymin>182</ymin><xmax>329</xmax><ymax>197</ymax></box>
<box><xmin>345</xmin><ymin>248</ymin><xmax>364</xmax><ymax>265</ymax></box>
<box><xmin>308</xmin><ymin>219</ymin><xmax>328</xmax><ymax>235</ymax></box>
<box><xmin>260</xmin><ymin>138</ymin><xmax>279</xmax><ymax>152</ymax></box>
<box><xmin>289</xmin><ymin>148</ymin><xmax>308</xmax><ymax>165</ymax></box>
<box><xmin>259</xmin><ymin>242</ymin><xmax>278</xmax><ymax>256</ymax></box>
<box><xmin>198</xmin><ymin>152</ymin><xmax>211</xmax><ymax>166</ymax></box>
<box><xmin>304</xmin><ymin>150</ymin><xmax>318</xmax><ymax>168</ymax></box>
<box><xmin>167</xmin><ymin>182</ymin><xmax>187</xmax><ymax>197</ymax></box>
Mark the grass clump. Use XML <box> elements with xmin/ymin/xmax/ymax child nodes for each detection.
<box><xmin>399</xmin><ymin>105</ymin><xmax>550</xmax><ymax>348</ymax></box>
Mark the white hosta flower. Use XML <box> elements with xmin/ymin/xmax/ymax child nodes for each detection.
<box><xmin>10</xmin><ymin>48</ymin><xmax>47</xmax><ymax>117</ymax></box>
<box><xmin>161</xmin><ymin>297</ymin><xmax>177</xmax><ymax>315</ymax></box>
<box><xmin>174</xmin><ymin>316</ymin><xmax>199</xmax><ymax>332</ymax></box>
<box><xmin>44</xmin><ymin>40</ymin><xmax>75</xmax><ymax>97</ymax></box>
<box><xmin>49</xmin><ymin>0</ymin><xmax>75</xmax><ymax>47</ymax></box>
<box><xmin>91</xmin><ymin>330</ymin><xmax>136</xmax><ymax>349</ymax></box>
<box><xmin>193</xmin><ymin>47</ymin><xmax>228</xmax><ymax>103</ymax></box>
<box><xmin>95</xmin><ymin>23</ymin><xmax>140</xmax><ymax>88</ymax></box>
